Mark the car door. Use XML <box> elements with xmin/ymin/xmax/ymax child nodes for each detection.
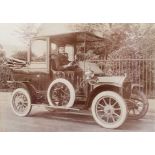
<box><xmin>26</xmin><ymin>38</ymin><xmax>51</xmax><ymax>91</ymax></box>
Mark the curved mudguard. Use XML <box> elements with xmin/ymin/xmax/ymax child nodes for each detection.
<box><xmin>95</xmin><ymin>75</ymin><xmax>126</xmax><ymax>88</ymax></box>
<box><xmin>7</xmin><ymin>80</ymin><xmax>37</xmax><ymax>94</ymax></box>
<box><xmin>131</xmin><ymin>83</ymin><xmax>143</xmax><ymax>93</ymax></box>
<box><xmin>7</xmin><ymin>80</ymin><xmax>45</xmax><ymax>103</ymax></box>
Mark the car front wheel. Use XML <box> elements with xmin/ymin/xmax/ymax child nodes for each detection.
<box><xmin>91</xmin><ymin>91</ymin><xmax>127</xmax><ymax>129</ymax></box>
<box><xmin>127</xmin><ymin>90</ymin><xmax>149</xmax><ymax>120</ymax></box>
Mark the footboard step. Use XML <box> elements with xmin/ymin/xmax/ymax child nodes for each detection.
<box><xmin>32</xmin><ymin>104</ymin><xmax>80</xmax><ymax>111</ymax></box>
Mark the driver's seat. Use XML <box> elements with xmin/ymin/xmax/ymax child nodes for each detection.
<box><xmin>51</xmin><ymin>57</ymin><xmax>75</xmax><ymax>83</ymax></box>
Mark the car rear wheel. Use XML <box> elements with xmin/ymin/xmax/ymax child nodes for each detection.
<box><xmin>47</xmin><ymin>78</ymin><xmax>75</xmax><ymax>108</ymax></box>
<box><xmin>91</xmin><ymin>91</ymin><xmax>127</xmax><ymax>129</ymax></box>
<box><xmin>11</xmin><ymin>88</ymin><xmax>32</xmax><ymax>117</ymax></box>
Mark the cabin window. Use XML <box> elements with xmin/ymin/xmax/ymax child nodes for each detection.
<box><xmin>50</xmin><ymin>43</ymin><xmax>75</xmax><ymax>61</ymax></box>
<box><xmin>65</xmin><ymin>45</ymin><xmax>74</xmax><ymax>61</ymax></box>
<box><xmin>31</xmin><ymin>39</ymin><xmax>47</xmax><ymax>63</ymax></box>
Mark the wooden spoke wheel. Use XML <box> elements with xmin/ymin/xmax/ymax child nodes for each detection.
<box><xmin>91</xmin><ymin>91</ymin><xmax>127</xmax><ymax>129</ymax></box>
<box><xmin>47</xmin><ymin>78</ymin><xmax>75</xmax><ymax>108</ymax></box>
<box><xmin>11</xmin><ymin>88</ymin><xmax>32</xmax><ymax>117</ymax></box>
<box><xmin>127</xmin><ymin>90</ymin><xmax>149</xmax><ymax>120</ymax></box>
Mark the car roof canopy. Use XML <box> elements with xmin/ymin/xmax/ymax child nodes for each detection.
<box><xmin>35</xmin><ymin>32</ymin><xmax>104</xmax><ymax>45</ymax></box>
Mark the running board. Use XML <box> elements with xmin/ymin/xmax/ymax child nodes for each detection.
<box><xmin>31</xmin><ymin>104</ymin><xmax>80</xmax><ymax>111</ymax></box>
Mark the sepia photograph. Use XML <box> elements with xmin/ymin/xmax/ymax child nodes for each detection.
<box><xmin>1</xmin><ymin>1</ymin><xmax>155</xmax><ymax>155</ymax></box>
<box><xmin>0</xmin><ymin>23</ymin><xmax>155</xmax><ymax>131</ymax></box>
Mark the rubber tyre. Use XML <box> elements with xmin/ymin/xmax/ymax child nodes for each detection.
<box><xmin>91</xmin><ymin>91</ymin><xmax>127</xmax><ymax>129</ymax></box>
<box><xmin>128</xmin><ymin>90</ymin><xmax>149</xmax><ymax>120</ymax></box>
<box><xmin>47</xmin><ymin>78</ymin><xmax>75</xmax><ymax>108</ymax></box>
<box><xmin>11</xmin><ymin>88</ymin><xmax>32</xmax><ymax>117</ymax></box>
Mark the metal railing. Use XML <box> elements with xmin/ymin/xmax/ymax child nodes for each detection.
<box><xmin>89</xmin><ymin>58</ymin><xmax>155</xmax><ymax>98</ymax></box>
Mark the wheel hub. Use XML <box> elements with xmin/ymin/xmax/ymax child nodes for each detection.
<box><xmin>51</xmin><ymin>82</ymin><xmax>70</xmax><ymax>106</ymax></box>
<box><xmin>14</xmin><ymin>94</ymin><xmax>28</xmax><ymax>111</ymax></box>
<box><xmin>16</xmin><ymin>97</ymin><xmax>25</xmax><ymax>105</ymax></box>
<box><xmin>18</xmin><ymin>98</ymin><xmax>24</xmax><ymax>104</ymax></box>
<box><xmin>104</xmin><ymin>105</ymin><xmax>114</xmax><ymax>115</ymax></box>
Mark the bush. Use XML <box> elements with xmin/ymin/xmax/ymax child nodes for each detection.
<box><xmin>0</xmin><ymin>65</ymin><xmax>13</xmax><ymax>89</ymax></box>
<box><xmin>12</xmin><ymin>50</ymin><xmax>27</xmax><ymax>61</ymax></box>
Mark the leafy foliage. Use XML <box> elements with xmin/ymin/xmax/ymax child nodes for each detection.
<box><xmin>71</xmin><ymin>23</ymin><xmax>155</xmax><ymax>95</ymax></box>
<box><xmin>11</xmin><ymin>50</ymin><xmax>28</xmax><ymax>61</ymax></box>
<box><xmin>0</xmin><ymin>43</ymin><xmax>5</xmax><ymax>64</ymax></box>
<box><xmin>15</xmin><ymin>24</ymin><xmax>41</xmax><ymax>47</ymax></box>
<box><xmin>0</xmin><ymin>65</ymin><xmax>13</xmax><ymax>89</ymax></box>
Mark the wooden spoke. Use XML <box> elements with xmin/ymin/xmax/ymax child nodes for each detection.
<box><xmin>113</xmin><ymin>112</ymin><xmax>120</xmax><ymax>118</ymax></box>
<box><xmin>112</xmin><ymin>101</ymin><xmax>118</xmax><ymax>107</ymax></box>
<box><xmin>101</xmin><ymin>114</ymin><xmax>106</xmax><ymax>119</ymax></box>
<box><xmin>114</xmin><ymin>107</ymin><xmax>121</xmax><ymax>111</ymax></box>
<box><xmin>102</xmin><ymin>98</ymin><xmax>108</xmax><ymax>106</ymax></box>
<box><xmin>111</xmin><ymin>115</ymin><xmax>115</xmax><ymax>122</ymax></box>
<box><xmin>106</xmin><ymin>116</ymin><xmax>110</xmax><ymax>123</ymax></box>
<box><xmin>109</xmin><ymin>97</ymin><xmax>112</xmax><ymax>105</ymax></box>
<box><xmin>98</xmin><ymin>103</ymin><xmax>106</xmax><ymax>109</ymax></box>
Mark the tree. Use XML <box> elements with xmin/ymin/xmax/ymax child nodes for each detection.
<box><xmin>70</xmin><ymin>23</ymin><xmax>129</xmax><ymax>58</ymax></box>
<box><xmin>12</xmin><ymin>24</ymin><xmax>42</xmax><ymax>62</ymax></box>
<box><xmin>0</xmin><ymin>43</ymin><xmax>12</xmax><ymax>89</ymax></box>
<box><xmin>71</xmin><ymin>23</ymin><xmax>155</xmax><ymax>89</ymax></box>
<box><xmin>15</xmin><ymin>23</ymin><xmax>42</xmax><ymax>48</ymax></box>
<box><xmin>0</xmin><ymin>43</ymin><xmax>5</xmax><ymax>64</ymax></box>
<box><xmin>106</xmin><ymin>25</ymin><xmax>155</xmax><ymax>96</ymax></box>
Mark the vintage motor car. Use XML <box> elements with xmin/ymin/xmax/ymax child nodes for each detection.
<box><xmin>5</xmin><ymin>32</ymin><xmax>149</xmax><ymax>129</ymax></box>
